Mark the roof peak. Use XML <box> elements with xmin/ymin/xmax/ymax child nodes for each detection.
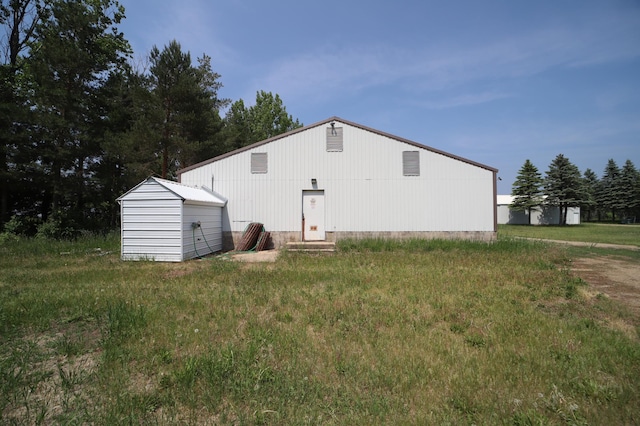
<box><xmin>177</xmin><ymin>116</ymin><xmax>498</xmax><ymax>176</ymax></box>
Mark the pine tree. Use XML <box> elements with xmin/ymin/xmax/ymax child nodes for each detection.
<box><xmin>619</xmin><ymin>159</ymin><xmax>639</xmax><ymax>221</ymax></box>
<box><xmin>510</xmin><ymin>159</ymin><xmax>543</xmax><ymax>225</ymax></box>
<box><xmin>221</xmin><ymin>99</ymin><xmax>252</xmax><ymax>151</ymax></box>
<box><xmin>27</xmin><ymin>0</ymin><xmax>130</xmax><ymax>233</ymax></box>
<box><xmin>597</xmin><ymin>159</ymin><xmax>623</xmax><ymax>221</ymax></box>
<box><xmin>543</xmin><ymin>154</ymin><xmax>585</xmax><ymax>225</ymax></box>
<box><xmin>0</xmin><ymin>0</ymin><xmax>47</xmax><ymax>226</ymax></box>
<box><xmin>145</xmin><ymin>40</ymin><xmax>228</xmax><ymax>179</ymax></box>
<box><xmin>581</xmin><ymin>168</ymin><xmax>599</xmax><ymax>222</ymax></box>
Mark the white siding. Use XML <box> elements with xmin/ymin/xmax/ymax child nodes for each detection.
<box><xmin>121</xmin><ymin>197</ymin><xmax>183</xmax><ymax>261</ymax></box>
<box><xmin>180</xmin><ymin>120</ymin><xmax>495</xmax><ymax>235</ymax></box>
<box><xmin>119</xmin><ymin>178</ymin><xmax>224</xmax><ymax>261</ymax></box>
<box><xmin>497</xmin><ymin>204</ymin><xmax>581</xmax><ymax>225</ymax></box>
<box><xmin>182</xmin><ymin>203</ymin><xmax>223</xmax><ymax>259</ymax></box>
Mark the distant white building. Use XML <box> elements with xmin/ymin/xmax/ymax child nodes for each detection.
<box><xmin>177</xmin><ymin>117</ymin><xmax>499</xmax><ymax>249</ymax></box>
<box><xmin>497</xmin><ymin>195</ymin><xmax>580</xmax><ymax>225</ymax></box>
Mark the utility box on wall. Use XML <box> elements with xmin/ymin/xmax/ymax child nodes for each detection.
<box><xmin>117</xmin><ymin>177</ymin><xmax>227</xmax><ymax>261</ymax></box>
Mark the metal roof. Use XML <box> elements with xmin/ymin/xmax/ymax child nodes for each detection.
<box><xmin>118</xmin><ymin>177</ymin><xmax>227</xmax><ymax>206</ymax></box>
<box><xmin>177</xmin><ymin>116</ymin><xmax>498</xmax><ymax>177</ymax></box>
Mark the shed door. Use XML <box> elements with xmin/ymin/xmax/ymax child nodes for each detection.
<box><xmin>303</xmin><ymin>190</ymin><xmax>325</xmax><ymax>241</ymax></box>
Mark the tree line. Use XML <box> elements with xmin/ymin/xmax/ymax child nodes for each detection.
<box><xmin>1</xmin><ymin>0</ymin><xmax>301</xmax><ymax>238</ymax></box>
<box><xmin>511</xmin><ymin>155</ymin><xmax>640</xmax><ymax>225</ymax></box>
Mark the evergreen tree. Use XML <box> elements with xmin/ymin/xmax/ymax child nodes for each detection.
<box><xmin>91</xmin><ymin>67</ymin><xmax>154</xmax><ymax>228</ymax></box>
<box><xmin>145</xmin><ymin>40</ymin><xmax>228</xmax><ymax>178</ymax></box>
<box><xmin>597</xmin><ymin>159</ymin><xmax>623</xmax><ymax>221</ymax></box>
<box><xmin>25</xmin><ymin>0</ymin><xmax>130</xmax><ymax>234</ymax></box>
<box><xmin>221</xmin><ymin>99</ymin><xmax>251</xmax><ymax>151</ymax></box>
<box><xmin>543</xmin><ymin>154</ymin><xmax>585</xmax><ymax>225</ymax></box>
<box><xmin>581</xmin><ymin>168</ymin><xmax>599</xmax><ymax>222</ymax></box>
<box><xmin>619</xmin><ymin>159</ymin><xmax>639</xmax><ymax>221</ymax></box>
<box><xmin>0</xmin><ymin>0</ymin><xmax>47</xmax><ymax>226</ymax></box>
<box><xmin>510</xmin><ymin>159</ymin><xmax>543</xmax><ymax>225</ymax></box>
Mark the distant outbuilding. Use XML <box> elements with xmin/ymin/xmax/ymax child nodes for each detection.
<box><xmin>497</xmin><ymin>195</ymin><xmax>580</xmax><ymax>225</ymax></box>
<box><xmin>117</xmin><ymin>177</ymin><xmax>226</xmax><ymax>261</ymax></box>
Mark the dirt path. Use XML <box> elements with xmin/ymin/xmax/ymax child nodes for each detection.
<box><xmin>522</xmin><ymin>237</ymin><xmax>640</xmax><ymax>251</ymax></box>
<box><xmin>571</xmin><ymin>256</ymin><xmax>640</xmax><ymax>317</ymax></box>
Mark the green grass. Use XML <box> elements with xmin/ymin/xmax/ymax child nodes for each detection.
<box><xmin>1</xmin><ymin>235</ymin><xmax>639</xmax><ymax>424</ymax></box>
<box><xmin>499</xmin><ymin>222</ymin><xmax>640</xmax><ymax>247</ymax></box>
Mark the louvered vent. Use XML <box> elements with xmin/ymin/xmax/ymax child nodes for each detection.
<box><xmin>402</xmin><ymin>151</ymin><xmax>420</xmax><ymax>176</ymax></box>
<box><xmin>251</xmin><ymin>152</ymin><xmax>268</xmax><ymax>174</ymax></box>
<box><xmin>326</xmin><ymin>127</ymin><xmax>343</xmax><ymax>152</ymax></box>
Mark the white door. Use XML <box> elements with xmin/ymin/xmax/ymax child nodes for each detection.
<box><xmin>303</xmin><ymin>190</ymin><xmax>325</xmax><ymax>241</ymax></box>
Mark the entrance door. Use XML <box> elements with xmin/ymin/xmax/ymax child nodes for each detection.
<box><xmin>302</xmin><ymin>190</ymin><xmax>325</xmax><ymax>241</ymax></box>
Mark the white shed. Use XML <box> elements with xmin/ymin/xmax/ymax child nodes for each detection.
<box><xmin>117</xmin><ymin>177</ymin><xmax>227</xmax><ymax>261</ymax></box>
<box><xmin>497</xmin><ymin>195</ymin><xmax>580</xmax><ymax>225</ymax></box>
<box><xmin>177</xmin><ymin>117</ymin><xmax>498</xmax><ymax>249</ymax></box>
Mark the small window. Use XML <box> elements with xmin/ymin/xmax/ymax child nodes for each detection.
<box><xmin>251</xmin><ymin>152</ymin><xmax>268</xmax><ymax>173</ymax></box>
<box><xmin>403</xmin><ymin>151</ymin><xmax>420</xmax><ymax>176</ymax></box>
<box><xmin>326</xmin><ymin>127</ymin><xmax>343</xmax><ymax>152</ymax></box>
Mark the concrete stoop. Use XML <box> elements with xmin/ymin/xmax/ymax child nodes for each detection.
<box><xmin>285</xmin><ymin>241</ymin><xmax>336</xmax><ymax>252</ymax></box>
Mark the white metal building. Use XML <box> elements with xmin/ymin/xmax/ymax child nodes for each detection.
<box><xmin>178</xmin><ymin>117</ymin><xmax>498</xmax><ymax>249</ymax></box>
<box><xmin>497</xmin><ymin>195</ymin><xmax>581</xmax><ymax>225</ymax></box>
<box><xmin>117</xmin><ymin>177</ymin><xmax>227</xmax><ymax>261</ymax></box>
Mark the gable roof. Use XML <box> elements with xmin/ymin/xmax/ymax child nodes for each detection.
<box><xmin>118</xmin><ymin>177</ymin><xmax>227</xmax><ymax>206</ymax></box>
<box><xmin>177</xmin><ymin>116</ymin><xmax>498</xmax><ymax>177</ymax></box>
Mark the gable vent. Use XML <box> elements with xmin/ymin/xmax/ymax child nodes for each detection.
<box><xmin>251</xmin><ymin>152</ymin><xmax>268</xmax><ymax>174</ymax></box>
<box><xmin>403</xmin><ymin>151</ymin><xmax>420</xmax><ymax>176</ymax></box>
<box><xmin>326</xmin><ymin>127</ymin><xmax>343</xmax><ymax>152</ymax></box>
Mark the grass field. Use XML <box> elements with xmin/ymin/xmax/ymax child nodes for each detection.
<box><xmin>1</xmin><ymin>235</ymin><xmax>639</xmax><ymax>424</ymax></box>
<box><xmin>499</xmin><ymin>223</ymin><xmax>640</xmax><ymax>247</ymax></box>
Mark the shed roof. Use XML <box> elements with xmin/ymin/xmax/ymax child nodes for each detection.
<box><xmin>118</xmin><ymin>177</ymin><xmax>227</xmax><ymax>206</ymax></box>
<box><xmin>177</xmin><ymin>116</ymin><xmax>498</xmax><ymax>177</ymax></box>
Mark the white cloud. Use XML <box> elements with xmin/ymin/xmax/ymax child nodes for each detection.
<box><xmin>415</xmin><ymin>92</ymin><xmax>513</xmax><ymax>110</ymax></box>
<box><xmin>252</xmin><ymin>9</ymin><xmax>640</xmax><ymax>107</ymax></box>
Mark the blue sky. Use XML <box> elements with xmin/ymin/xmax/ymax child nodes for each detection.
<box><xmin>118</xmin><ymin>0</ymin><xmax>640</xmax><ymax>193</ymax></box>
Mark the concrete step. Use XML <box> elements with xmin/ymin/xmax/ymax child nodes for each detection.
<box><xmin>285</xmin><ymin>241</ymin><xmax>336</xmax><ymax>252</ymax></box>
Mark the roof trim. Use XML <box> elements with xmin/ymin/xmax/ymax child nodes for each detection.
<box><xmin>177</xmin><ymin>116</ymin><xmax>498</xmax><ymax>177</ymax></box>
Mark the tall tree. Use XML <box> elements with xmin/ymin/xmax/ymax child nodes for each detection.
<box><xmin>581</xmin><ymin>168</ymin><xmax>599</xmax><ymax>222</ymax></box>
<box><xmin>221</xmin><ymin>98</ymin><xmax>251</xmax><ymax>151</ymax></box>
<box><xmin>90</xmin><ymin>66</ymin><xmax>154</xmax><ymax>228</ymax></box>
<box><xmin>145</xmin><ymin>40</ymin><xmax>228</xmax><ymax>179</ymax></box>
<box><xmin>0</xmin><ymin>0</ymin><xmax>47</xmax><ymax>226</ymax></box>
<box><xmin>543</xmin><ymin>154</ymin><xmax>585</xmax><ymax>225</ymax></box>
<box><xmin>619</xmin><ymin>159</ymin><xmax>639</xmax><ymax>221</ymax></box>
<box><xmin>221</xmin><ymin>91</ymin><xmax>302</xmax><ymax>150</ymax></box>
<box><xmin>510</xmin><ymin>159</ymin><xmax>543</xmax><ymax>225</ymax></box>
<box><xmin>27</xmin><ymin>0</ymin><xmax>130</xmax><ymax>232</ymax></box>
<box><xmin>247</xmin><ymin>91</ymin><xmax>302</xmax><ymax>142</ymax></box>
<box><xmin>597</xmin><ymin>159</ymin><xmax>623</xmax><ymax>221</ymax></box>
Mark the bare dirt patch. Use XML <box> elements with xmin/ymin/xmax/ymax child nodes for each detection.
<box><xmin>2</xmin><ymin>321</ymin><xmax>102</xmax><ymax>424</ymax></box>
<box><xmin>571</xmin><ymin>256</ymin><xmax>640</xmax><ymax>318</ymax></box>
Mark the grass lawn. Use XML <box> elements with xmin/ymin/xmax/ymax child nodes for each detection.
<box><xmin>499</xmin><ymin>223</ymin><xmax>640</xmax><ymax>247</ymax></box>
<box><xmin>1</xmin><ymin>235</ymin><xmax>639</xmax><ymax>424</ymax></box>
